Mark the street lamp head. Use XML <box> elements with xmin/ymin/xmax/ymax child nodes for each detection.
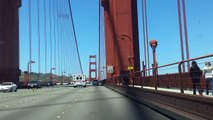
<box><xmin>30</xmin><ymin>60</ymin><xmax>35</xmax><ymax>64</ymax></box>
<box><xmin>149</xmin><ymin>40</ymin><xmax>158</xmax><ymax>50</ymax></box>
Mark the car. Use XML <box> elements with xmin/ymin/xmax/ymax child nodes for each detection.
<box><xmin>28</xmin><ymin>80</ymin><xmax>41</xmax><ymax>89</ymax></box>
<box><xmin>92</xmin><ymin>80</ymin><xmax>99</xmax><ymax>86</ymax></box>
<box><xmin>46</xmin><ymin>80</ymin><xmax>53</xmax><ymax>86</ymax></box>
<box><xmin>0</xmin><ymin>82</ymin><xmax>17</xmax><ymax>92</ymax></box>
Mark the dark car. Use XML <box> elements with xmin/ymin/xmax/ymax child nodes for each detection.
<box><xmin>46</xmin><ymin>81</ymin><xmax>53</xmax><ymax>86</ymax></box>
<box><xmin>92</xmin><ymin>80</ymin><xmax>99</xmax><ymax>86</ymax></box>
<box><xmin>28</xmin><ymin>80</ymin><xmax>41</xmax><ymax>89</ymax></box>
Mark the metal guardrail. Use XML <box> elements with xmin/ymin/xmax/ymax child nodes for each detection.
<box><xmin>106</xmin><ymin>85</ymin><xmax>213</xmax><ymax>120</ymax></box>
<box><xmin>106</xmin><ymin>54</ymin><xmax>213</xmax><ymax>94</ymax></box>
<box><xmin>178</xmin><ymin>54</ymin><xmax>213</xmax><ymax>93</ymax></box>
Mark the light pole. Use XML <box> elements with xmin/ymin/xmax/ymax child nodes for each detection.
<box><xmin>120</xmin><ymin>35</ymin><xmax>134</xmax><ymax>86</ymax></box>
<box><xmin>149</xmin><ymin>40</ymin><xmax>158</xmax><ymax>90</ymax></box>
<box><xmin>62</xmin><ymin>71</ymin><xmax>66</xmax><ymax>83</ymax></box>
<box><xmin>27</xmin><ymin>60</ymin><xmax>35</xmax><ymax>82</ymax></box>
<box><xmin>50</xmin><ymin>67</ymin><xmax>56</xmax><ymax>83</ymax></box>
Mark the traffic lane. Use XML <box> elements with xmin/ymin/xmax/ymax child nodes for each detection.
<box><xmin>62</xmin><ymin>86</ymin><xmax>171</xmax><ymax>120</ymax></box>
<box><xmin>0</xmin><ymin>87</ymin><xmax>60</xmax><ymax>103</ymax></box>
<box><xmin>0</xmin><ymin>87</ymin><xmax>84</xmax><ymax>120</ymax></box>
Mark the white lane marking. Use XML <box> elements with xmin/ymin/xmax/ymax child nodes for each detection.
<box><xmin>5</xmin><ymin>106</ymin><xmax>9</xmax><ymax>108</ymax></box>
<box><xmin>75</xmin><ymin>99</ymin><xmax>78</xmax><ymax>101</ymax></box>
<box><xmin>57</xmin><ymin>116</ymin><xmax>61</xmax><ymax>119</ymax></box>
<box><xmin>61</xmin><ymin>112</ymin><xmax>65</xmax><ymax>114</ymax></box>
<box><xmin>19</xmin><ymin>101</ymin><xmax>23</xmax><ymax>103</ymax></box>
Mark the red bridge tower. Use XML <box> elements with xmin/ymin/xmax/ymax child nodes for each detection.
<box><xmin>89</xmin><ymin>55</ymin><xmax>97</xmax><ymax>81</ymax></box>
<box><xmin>101</xmin><ymin>0</ymin><xmax>140</xmax><ymax>79</ymax></box>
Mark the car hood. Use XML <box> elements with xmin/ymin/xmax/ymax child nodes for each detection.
<box><xmin>0</xmin><ymin>85</ymin><xmax>12</xmax><ymax>88</ymax></box>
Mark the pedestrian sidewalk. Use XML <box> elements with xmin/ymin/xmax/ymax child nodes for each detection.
<box><xmin>132</xmin><ymin>85</ymin><xmax>213</xmax><ymax>98</ymax></box>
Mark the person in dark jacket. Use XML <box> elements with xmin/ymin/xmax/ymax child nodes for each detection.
<box><xmin>190</xmin><ymin>61</ymin><xmax>203</xmax><ymax>95</ymax></box>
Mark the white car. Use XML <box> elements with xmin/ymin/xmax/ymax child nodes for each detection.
<box><xmin>0</xmin><ymin>82</ymin><xmax>17</xmax><ymax>92</ymax></box>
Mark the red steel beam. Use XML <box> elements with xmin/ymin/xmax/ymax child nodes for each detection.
<box><xmin>0</xmin><ymin>0</ymin><xmax>21</xmax><ymax>85</ymax></box>
<box><xmin>101</xmin><ymin>0</ymin><xmax>140</xmax><ymax>79</ymax></box>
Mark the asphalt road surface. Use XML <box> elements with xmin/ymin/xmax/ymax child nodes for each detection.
<box><xmin>0</xmin><ymin>86</ymin><xmax>171</xmax><ymax>120</ymax></box>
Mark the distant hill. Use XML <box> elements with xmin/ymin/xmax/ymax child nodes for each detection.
<box><xmin>19</xmin><ymin>72</ymin><xmax>72</xmax><ymax>82</ymax></box>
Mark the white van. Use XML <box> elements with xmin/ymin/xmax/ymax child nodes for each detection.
<box><xmin>72</xmin><ymin>74</ymin><xmax>86</xmax><ymax>88</ymax></box>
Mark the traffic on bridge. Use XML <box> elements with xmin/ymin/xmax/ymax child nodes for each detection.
<box><xmin>0</xmin><ymin>0</ymin><xmax>213</xmax><ymax>120</ymax></box>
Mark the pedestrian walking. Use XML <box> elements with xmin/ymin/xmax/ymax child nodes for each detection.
<box><xmin>190</xmin><ymin>61</ymin><xmax>203</xmax><ymax>95</ymax></box>
<box><xmin>203</xmin><ymin>61</ymin><xmax>213</xmax><ymax>95</ymax></box>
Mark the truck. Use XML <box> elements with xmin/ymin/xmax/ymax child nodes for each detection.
<box><xmin>72</xmin><ymin>74</ymin><xmax>86</xmax><ymax>88</ymax></box>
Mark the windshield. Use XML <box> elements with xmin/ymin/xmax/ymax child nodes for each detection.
<box><xmin>30</xmin><ymin>81</ymin><xmax>39</xmax><ymax>83</ymax></box>
<box><xmin>1</xmin><ymin>82</ymin><xmax>12</xmax><ymax>85</ymax></box>
<box><xmin>0</xmin><ymin>0</ymin><xmax>212</xmax><ymax>120</ymax></box>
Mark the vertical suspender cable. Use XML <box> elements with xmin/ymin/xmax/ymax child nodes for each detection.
<box><xmin>182</xmin><ymin>0</ymin><xmax>190</xmax><ymax>71</ymax></box>
<box><xmin>44</xmin><ymin>0</ymin><xmax>47</xmax><ymax>73</ymax></box>
<box><xmin>100</xmin><ymin>5</ymin><xmax>106</xmax><ymax>79</ymax></box>
<box><xmin>142</xmin><ymin>0</ymin><xmax>147</xmax><ymax>76</ymax></box>
<box><xmin>60</xmin><ymin>1</ymin><xmax>63</xmax><ymax>76</ymax></box>
<box><xmin>49</xmin><ymin>0</ymin><xmax>52</xmax><ymax>72</ymax></box>
<box><xmin>57</xmin><ymin>0</ymin><xmax>61</xmax><ymax>76</ymax></box>
<box><xmin>65</xmin><ymin>22</ymin><xmax>68</xmax><ymax>75</ymax></box>
<box><xmin>37</xmin><ymin>0</ymin><xmax>41</xmax><ymax>79</ymax></box>
<box><xmin>144</xmin><ymin>0</ymin><xmax>150</xmax><ymax>76</ymax></box>
<box><xmin>177</xmin><ymin>0</ymin><xmax>185</xmax><ymax>72</ymax></box>
<box><xmin>28</xmin><ymin>0</ymin><xmax>32</xmax><ymax>81</ymax></box>
<box><xmin>61</xmin><ymin>10</ymin><xmax>65</xmax><ymax>75</ymax></box>
<box><xmin>98</xmin><ymin>0</ymin><xmax>101</xmax><ymax>80</ymax></box>
<box><xmin>53</xmin><ymin>0</ymin><xmax>57</xmax><ymax>75</ymax></box>
<box><xmin>59</xmin><ymin>0</ymin><xmax>62</xmax><ymax>76</ymax></box>
<box><xmin>68</xmin><ymin>0</ymin><xmax>83</xmax><ymax>74</ymax></box>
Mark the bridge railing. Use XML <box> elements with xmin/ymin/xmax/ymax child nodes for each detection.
<box><xmin>105</xmin><ymin>55</ymin><xmax>213</xmax><ymax>119</ymax></box>
<box><xmin>106</xmin><ymin>54</ymin><xmax>213</xmax><ymax>93</ymax></box>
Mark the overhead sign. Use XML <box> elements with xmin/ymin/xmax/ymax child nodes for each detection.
<box><xmin>107</xmin><ymin>66</ymin><xmax>114</xmax><ymax>73</ymax></box>
<box><xmin>128</xmin><ymin>66</ymin><xmax>134</xmax><ymax>70</ymax></box>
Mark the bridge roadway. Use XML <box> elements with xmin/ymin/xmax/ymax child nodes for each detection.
<box><xmin>0</xmin><ymin>86</ymin><xmax>171</xmax><ymax>120</ymax></box>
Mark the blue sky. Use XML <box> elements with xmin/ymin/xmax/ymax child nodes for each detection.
<box><xmin>19</xmin><ymin>0</ymin><xmax>213</xmax><ymax>76</ymax></box>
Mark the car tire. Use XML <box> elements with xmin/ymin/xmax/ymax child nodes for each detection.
<box><xmin>9</xmin><ymin>88</ymin><xmax>12</xmax><ymax>92</ymax></box>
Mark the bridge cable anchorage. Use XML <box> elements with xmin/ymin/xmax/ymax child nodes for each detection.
<box><xmin>68</xmin><ymin>0</ymin><xmax>83</xmax><ymax>74</ymax></box>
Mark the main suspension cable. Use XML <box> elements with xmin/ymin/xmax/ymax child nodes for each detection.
<box><xmin>68</xmin><ymin>0</ymin><xmax>83</xmax><ymax>74</ymax></box>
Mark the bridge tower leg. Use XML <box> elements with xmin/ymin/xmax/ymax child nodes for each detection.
<box><xmin>101</xmin><ymin>0</ymin><xmax>140</xmax><ymax>79</ymax></box>
<box><xmin>0</xmin><ymin>0</ymin><xmax>21</xmax><ymax>84</ymax></box>
<box><xmin>89</xmin><ymin>55</ymin><xmax>97</xmax><ymax>81</ymax></box>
